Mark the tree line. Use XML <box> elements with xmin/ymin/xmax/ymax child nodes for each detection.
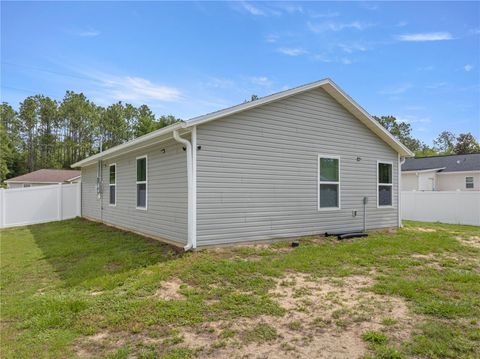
<box><xmin>0</xmin><ymin>91</ymin><xmax>180</xmax><ymax>182</ymax></box>
<box><xmin>374</xmin><ymin>115</ymin><xmax>480</xmax><ymax>157</ymax></box>
<box><xmin>1</xmin><ymin>93</ymin><xmax>479</xmax><ymax>184</ymax></box>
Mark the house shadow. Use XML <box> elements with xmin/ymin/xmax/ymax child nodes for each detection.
<box><xmin>29</xmin><ymin>218</ymin><xmax>183</xmax><ymax>288</ymax></box>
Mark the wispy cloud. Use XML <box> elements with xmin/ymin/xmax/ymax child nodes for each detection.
<box><xmin>338</xmin><ymin>42</ymin><xmax>369</xmax><ymax>53</ymax></box>
<box><xmin>250</xmin><ymin>76</ymin><xmax>272</xmax><ymax>86</ymax></box>
<box><xmin>396</xmin><ymin>21</ymin><xmax>408</xmax><ymax>27</ymax></box>
<box><xmin>82</xmin><ymin>71</ymin><xmax>182</xmax><ymax>103</ymax></box>
<box><xmin>307</xmin><ymin>20</ymin><xmax>373</xmax><ymax>33</ymax></box>
<box><xmin>238</xmin><ymin>1</ymin><xmax>265</xmax><ymax>16</ymax></box>
<box><xmin>417</xmin><ymin>65</ymin><xmax>435</xmax><ymax>71</ymax></box>
<box><xmin>308</xmin><ymin>10</ymin><xmax>340</xmax><ymax>18</ymax></box>
<box><xmin>464</xmin><ymin>64</ymin><xmax>474</xmax><ymax>72</ymax></box>
<box><xmin>379</xmin><ymin>83</ymin><xmax>412</xmax><ymax>95</ymax></box>
<box><xmin>398</xmin><ymin>115</ymin><xmax>431</xmax><ymax>124</ymax></box>
<box><xmin>76</xmin><ymin>28</ymin><xmax>100</xmax><ymax>37</ymax></box>
<box><xmin>397</xmin><ymin>32</ymin><xmax>453</xmax><ymax>42</ymax></box>
<box><xmin>274</xmin><ymin>3</ymin><xmax>303</xmax><ymax>14</ymax></box>
<box><xmin>277</xmin><ymin>47</ymin><xmax>307</xmax><ymax>56</ymax></box>
<box><xmin>426</xmin><ymin>82</ymin><xmax>447</xmax><ymax>89</ymax></box>
<box><xmin>265</xmin><ymin>34</ymin><xmax>279</xmax><ymax>43</ymax></box>
<box><xmin>205</xmin><ymin>77</ymin><xmax>235</xmax><ymax>89</ymax></box>
<box><xmin>312</xmin><ymin>53</ymin><xmax>352</xmax><ymax>65</ymax></box>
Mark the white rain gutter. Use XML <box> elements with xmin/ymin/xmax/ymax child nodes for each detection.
<box><xmin>398</xmin><ymin>155</ymin><xmax>406</xmax><ymax>227</ymax></box>
<box><xmin>173</xmin><ymin>128</ymin><xmax>197</xmax><ymax>251</ymax></box>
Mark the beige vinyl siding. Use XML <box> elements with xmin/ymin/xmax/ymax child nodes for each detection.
<box><xmin>81</xmin><ymin>139</ymin><xmax>188</xmax><ymax>245</ymax></box>
<box><xmin>196</xmin><ymin>87</ymin><xmax>399</xmax><ymax>246</ymax></box>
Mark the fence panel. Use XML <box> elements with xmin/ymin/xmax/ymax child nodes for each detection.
<box><xmin>401</xmin><ymin>191</ymin><xmax>480</xmax><ymax>226</ymax></box>
<box><xmin>0</xmin><ymin>183</ymin><xmax>81</xmax><ymax>228</ymax></box>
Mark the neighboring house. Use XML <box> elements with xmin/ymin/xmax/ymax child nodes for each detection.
<box><xmin>401</xmin><ymin>154</ymin><xmax>480</xmax><ymax>191</ymax></box>
<box><xmin>5</xmin><ymin>169</ymin><xmax>81</xmax><ymax>189</ymax></box>
<box><xmin>71</xmin><ymin>78</ymin><xmax>413</xmax><ymax>250</ymax></box>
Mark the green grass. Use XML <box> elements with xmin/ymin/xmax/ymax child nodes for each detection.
<box><xmin>1</xmin><ymin>218</ymin><xmax>479</xmax><ymax>358</ymax></box>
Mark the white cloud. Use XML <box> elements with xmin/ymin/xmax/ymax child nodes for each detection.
<box><xmin>396</xmin><ymin>21</ymin><xmax>408</xmax><ymax>27</ymax></box>
<box><xmin>341</xmin><ymin>58</ymin><xmax>352</xmax><ymax>65</ymax></box>
<box><xmin>308</xmin><ymin>10</ymin><xmax>340</xmax><ymax>18</ymax></box>
<box><xmin>275</xmin><ymin>3</ymin><xmax>303</xmax><ymax>14</ymax></box>
<box><xmin>379</xmin><ymin>83</ymin><xmax>412</xmax><ymax>95</ymax></box>
<box><xmin>265</xmin><ymin>34</ymin><xmax>279</xmax><ymax>43</ymax></box>
<box><xmin>76</xmin><ymin>28</ymin><xmax>100</xmax><ymax>37</ymax></box>
<box><xmin>250</xmin><ymin>76</ymin><xmax>272</xmax><ymax>86</ymax></box>
<box><xmin>338</xmin><ymin>42</ymin><xmax>368</xmax><ymax>53</ymax></box>
<box><xmin>397</xmin><ymin>32</ymin><xmax>453</xmax><ymax>42</ymax></box>
<box><xmin>426</xmin><ymin>82</ymin><xmax>447</xmax><ymax>89</ymax></box>
<box><xmin>277</xmin><ymin>47</ymin><xmax>307</xmax><ymax>56</ymax></box>
<box><xmin>464</xmin><ymin>64</ymin><xmax>474</xmax><ymax>72</ymax></box>
<box><xmin>307</xmin><ymin>21</ymin><xmax>373</xmax><ymax>33</ymax></box>
<box><xmin>239</xmin><ymin>1</ymin><xmax>265</xmax><ymax>16</ymax></box>
<box><xmin>205</xmin><ymin>77</ymin><xmax>235</xmax><ymax>89</ymax></box>
<box><xmin>84</xmin><ymin>71</ymin><xmax>182</xmax><ymax>103</ymax></box>
<box><xmin>398</xmin><ymin>115</ymin><xmax>431</xmax><ymax>124</ymax></box>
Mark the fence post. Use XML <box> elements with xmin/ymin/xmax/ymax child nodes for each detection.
<box><xmin>57</xmin><ymin>183</ymin><xmax>63</xmax><ymax>221</ymax></box>
<box><xmin>76</xmin><ymin>182</ymin><xmax>81</xmax><ymax>217</ymax></box>
<box><xmin>0</xmin><ymin>188</ymin><xmax>4</xmax><ymax>228</ymax></box>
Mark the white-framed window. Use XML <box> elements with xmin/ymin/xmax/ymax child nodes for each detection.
<box><xmin>377</xmin><ymin>161</ymin><xmax>393</xmax><ymax>207</ymax></box>
<box><xmin>136</xmin><ymin>155</ymin><xmax>147</xmax><ymax>210</ymax></box>
<box><xmin>318</xmin><ymin>155</ymin><xmax>340</xmax><ymax>210</ymax></box>
<box><xmin>466</xmin><ymin>176</ymin><xmax>474</xmax><ymax>189</ymax></box>
<box><xmin>23</xmin><ymin>184</ymin><xmax>31</xmax><ymax>188</ymax></box>
<box><xmin>109</xmin><ymin>163</ymin><xmax>116</xmax><ymax>206</ymax></box>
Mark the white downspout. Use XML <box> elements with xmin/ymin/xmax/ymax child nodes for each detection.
<box><xmin>173</xmin><ymin>129</ymin><xmax>196</xmax><ymax>251</ymax></box>
<box><xmin>398</xmin><ymin>155</ymin><xmax>406</xmax><ymax>227</ymax></box>
<box><xmin>191</xmin><ymin>126</ymin><xmax>197</xmax><ymax>249</ymax></box>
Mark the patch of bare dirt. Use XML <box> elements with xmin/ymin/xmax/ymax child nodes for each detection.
<box><xmin>73</xmin><ymin>273</ymin><xmax>417</xmax><ymax>359</ymax></box>
<box><xmin>181</xmin><ymin>273</ymin><xmax>414</xmax><ymax>359</ymax></box>
<box><xmin>153</xmin><ymin>278</ymin><xmax>186</xmax><ymax>301</ymax></box>
<box><xmin>408</xmin><ymin>227</ymin><xmax>436</xmax><ymax>233</ymax></box>
<box><xmin>456</xmin><ymin>235</ymin><xmax>480</xmax><ymax>249</ymax></box>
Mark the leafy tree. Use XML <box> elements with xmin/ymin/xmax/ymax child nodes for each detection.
<box><xmin>18</xmin><ymin>97</ymin><xmax>39</xmax><ymax>172</ymax></box>
<box><xmin>0</xmin><ymin>123</ymin><xmax>12</xmax><ymax>184</ymax></box>
<box><xmin>373</xmin><ymin>115</ymin><xmax>423</xmax><ymax>152</ymax></box>
<box><xmin>415</xmin><ymin>144</ymin><xmax>438</xmax><ymax>158</ymax></box>
<box><xmin>0</xmin><ymin>103</ymin><xmax>24</xmax><ymax>177</ymax></box>
<box><xmin>134</xmin><ymin>105</ymin><xmax>157</xmax><ymax>137</ymax></box>
<box><xmin>433</xmin><ymin>131</ymin><xmax>456</xmax><ymax>154</ymax></box>
<box><xmin>454</xmin><ymin>133</ymin><xmax>480</xmax><ymax>154</ymax></box>
<box><xmin>157</xmin><ymin>115</ymin><xmax>181</xmax><ymax>129</ymax></box>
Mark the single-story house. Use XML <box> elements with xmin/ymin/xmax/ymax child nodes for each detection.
<box><xmin>401</xmin><ymin>154</ymin><xmax>480</xmax><ymax>191</ymax></box>
<box><xmin>5</xmin><ymin>169</ymin><xmax>81</xmax><ymax>189</ymax></box>
<box><xmin>72</xmin><ymin>78</ymin><xmax>413</xmax><ymax>250</ymax></box>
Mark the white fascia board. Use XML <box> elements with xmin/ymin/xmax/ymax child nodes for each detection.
<box><xmin>436</xmin><ymin>170</ymin><xmax>480</xmax><ymax>175</ymax></box>
<box><xmin>402</xmin><ymin>167</ymin><xmax>446</xmax><ymax>174</ymax></box>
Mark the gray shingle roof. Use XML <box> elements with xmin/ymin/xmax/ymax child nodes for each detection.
<box><xmin>402</xmin><ymin>153</ymin><xmax>480</xmax><ymax>173</ymax></box>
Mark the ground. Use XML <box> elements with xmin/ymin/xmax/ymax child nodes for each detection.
<box><xmin>1</xmin><ymin>220</ymin><xmax>479</xmax><ymax>359</ymax></box>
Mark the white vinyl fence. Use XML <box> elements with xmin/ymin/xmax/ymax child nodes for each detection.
<box><xmin>0</xmin><ymin>183</ymin><xmax>81</xmax><ymax>229</ymax></box>
<box><xmin>401</xmin><ymin>191</ymin><xmax>480</xmax><ymax>226</ymax></box>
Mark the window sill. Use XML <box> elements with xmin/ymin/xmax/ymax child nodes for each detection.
<box><xmin>136</xmin><ymin>207</ymin><xmax>147</xmax><ymax>211</ymax></box>
<box><xmin>318</xmin><ymin>207</ymin><xmax>341</xmax><ymax>211</ymax></box>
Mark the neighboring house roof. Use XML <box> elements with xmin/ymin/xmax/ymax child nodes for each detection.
<box><xmin>5</xmin><ymin>169</ymin><xmax>81</xmax><ymax>183</ymax></box>
<box><xmin>402</xmin><ymin>153</ymin><xmax>480</xmax><ymax>173</ymax></box>
<box><xmin>71</xmin><ymin>78</ymin><xmax>413</xmax><ymax>168</ymax></box>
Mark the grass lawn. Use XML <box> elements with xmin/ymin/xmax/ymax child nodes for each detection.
<box><xmin>1</xmin><ymin>219</ymin><xmax>479</xmax><ymax>358</ymax></box>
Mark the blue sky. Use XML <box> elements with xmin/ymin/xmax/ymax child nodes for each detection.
<box><xmin>1</xmin><ymin>1</ymin><xmax>479</xmax><ymax>144</ymax></box>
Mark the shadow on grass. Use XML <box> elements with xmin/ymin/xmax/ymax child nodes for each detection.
<box><xmin>29</xmin><ymin>218</ymin><xmax>182</xmax><ymax>288</ymax></box>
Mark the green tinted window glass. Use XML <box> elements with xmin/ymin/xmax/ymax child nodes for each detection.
<box><xmin>378</xmin><ymin>163</ymin><xmax>392</xmax><ymax>184</ymax></box>
<box><xmin>137</xmin><ymin>158</ymin><xmax>146</xmax><ymax>182</ymax></box>
<box><xmin>320</xmin><ymin>158</ymin><xmax>339</xmax><ymax>182</ymax></box>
